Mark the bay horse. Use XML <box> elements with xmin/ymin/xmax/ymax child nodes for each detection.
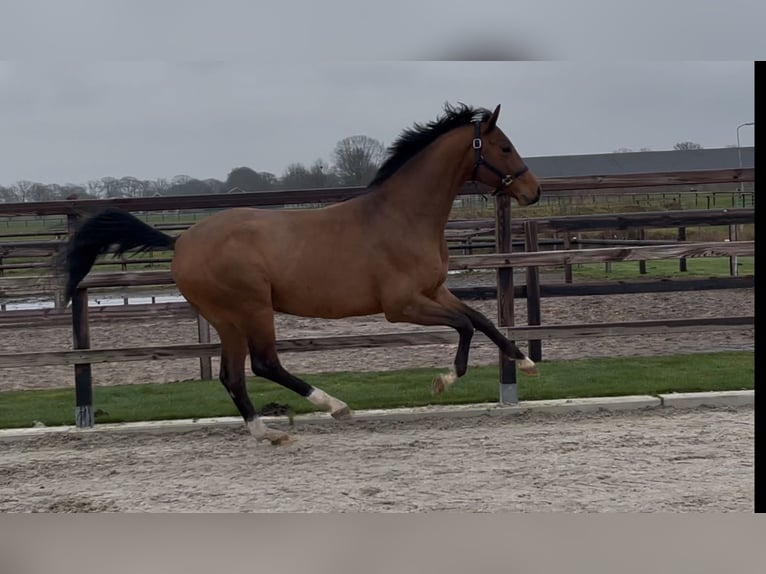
<box><xmin>62</xmin><ymin>103</ymin><xmax>542</xmax><ymax>446</ymax></box>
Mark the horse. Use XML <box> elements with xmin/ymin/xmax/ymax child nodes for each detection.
<box><xmin>62</xmin><ymin>102</ymin><xmax>542</xmax><ymax>446</ymax></box>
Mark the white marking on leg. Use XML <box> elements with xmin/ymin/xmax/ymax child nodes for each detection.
<box><xmin>308</xmin><ymin>388</ymin><xmax>349</xmax><ymax>416</ymax></box>
<box><xmin>519</xmin><ymin>357</ymin><xmax>536</xmax><ymax>371</ymax></box>
<box><xmin>432</xmin><ymin>367</ymin><xmax>457</xmax><ymax>395</ymax></box>
<box><xmin>246</xmin><ymin>418</ymin><xmax>268</xmax><ymax>440</ymax></box>
<box><xmin>442</xmin><ymin>367</ymin><xmax>457</xmax><ymax>389</ymax></box>
<box><xmin>246</xmin><ymin>418</ymin><xmax>292</xmax><ymax>445</ymax></box>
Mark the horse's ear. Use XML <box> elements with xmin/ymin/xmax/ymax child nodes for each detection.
<box><xmin>485</xmin><ymin>104</ymin><xmax>501</xmax><ymax>132</ymax></box>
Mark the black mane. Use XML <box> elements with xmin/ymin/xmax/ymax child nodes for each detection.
<box><xmin>368</xmin><ymin>102</ymin><xmax>491</xmax><ymax>187</ymax></box>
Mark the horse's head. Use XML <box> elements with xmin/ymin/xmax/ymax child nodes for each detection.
<box><xmin>468</xmin><ymin>104</ymin><xmax>541</xmax><ymax>206</ymax></box>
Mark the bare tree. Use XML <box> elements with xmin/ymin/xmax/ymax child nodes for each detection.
<box><xmin>100</xmin><ymin>177</ymin><xmax>123</xmax><ymax>198</ymax></box>
<box><xmin>673</xmin><ymin>141</ymin><xmax>703</xmax><ymax>150</ymax></box>
<box><xmin>28</xmin><ymin>183</ymin><xmax>55</xmax><ymax>202</ymax></box>
<box><xmin>0</xmin><ymin>186</ymin><xmax>19</xmax><ymax>203</ymax></box>
<box><xmin>280</xmin><ymin>163</ymin><xmax>312</xmax><ymax>189</ymax></box>
<box><xmin>87</xmin><ymin>179</ymin><xmax>106</xmax><ymax>198</ymax></box>
<box><xmin>118</xmin><ymin>176</ymin><xmax>147</xmax><ymax>199</ymax></box>
<box><xmin>167</xmin><ymin>177</ymin><xmax>215</xmax><ymax>196</ymax></box>
<box><xmin>225</xmin><ymin>167</ymin><xmax>278</xmax><ymax>192</ymax></box>
<box><xmin>332</xmin><ymin>135</ymin><xmax>385</xmax><ymax>186</ymax></box>
<box><xmin>280</xmin><ymin>159</ymin><xmax>339</xmax><ymax>189</ymax></box>
<box><xmin>308</xmin><ymin>159</ymin><xmax>339</xmax><ymax>187</ymax></box>
<box><xmin>204</xmin><ymin>179</ymin><xmax>225</xmax><ymax>194</ymax></box>
<box><xmin>147</xmin><ymin>178</ymin><xmax>171</xmax><ymax>196</ymax></box>
<box><xmin>12</xmin><ymin>180</ymin><xmax>35</xmax><ymax>202</ymax></box>
<box><xmin>57</xmin><ymin>184</ymin><xmax>89</xmax><ymax>199</ymax></box>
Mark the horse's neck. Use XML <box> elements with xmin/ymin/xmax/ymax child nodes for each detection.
<box><xmin>375</xmin><ymin>133</ymin><xmax>470</xmax><ymax>236</ymax></box>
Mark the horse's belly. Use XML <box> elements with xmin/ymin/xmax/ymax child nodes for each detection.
<box><xmin>271</xmin><ymin>283</ymin><xmax>380</xmax><ymax>319</ymax></box>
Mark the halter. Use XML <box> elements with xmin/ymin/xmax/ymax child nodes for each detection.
<box><xmin>470</xmin><ymin>114</ymin><xmax>529</xmax><ymax>195</ymax></box>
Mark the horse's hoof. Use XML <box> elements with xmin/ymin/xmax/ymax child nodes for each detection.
<box><xmin>331</xmin><ymin>406</ymin><xmax>352</xmax><ymax>420</ymax></box>
<box><xmin>432</xmin><ymin>368</ymin><xmax>457</xmax><ymax>396</ymax></box>
<box><xmin>431</xmin><ymin>375</ymin><xmax>446</xmax><ymax>396</ymax></box>
<box><xmin>519</xmin><ymin>357</ymin><xmax>539</xmax><ymax>377</ymax></box>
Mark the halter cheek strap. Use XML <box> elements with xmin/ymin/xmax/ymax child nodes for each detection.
<box><xmin>471</xmin><ymin>117</ymin><xmax>529</xmax><ymax>195</ymax></box>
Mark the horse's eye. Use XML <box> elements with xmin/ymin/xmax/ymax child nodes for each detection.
<box><xmin>501</xmin><ymin>145</ymin><xmax>512</xmax><ymax>153</ymax></box>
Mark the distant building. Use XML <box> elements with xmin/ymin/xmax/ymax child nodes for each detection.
<box><xmin>525</xmin><ymin>147</ymin><xmax>754</xmax><ymax>177</ymax></box>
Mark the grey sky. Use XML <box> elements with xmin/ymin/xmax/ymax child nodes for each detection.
<box><xmin>2</xmin><ymin>0</ymin><xmax>764</xmax><ymax>60</ymax></box>
<box><xmin>0</xmin><ymin>61</ymin><xmax>754</xmax><ymax>186</ymax></box>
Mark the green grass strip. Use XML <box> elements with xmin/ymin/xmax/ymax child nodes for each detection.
<box><xmin>0</xmin><ymin>351</ymin><xmax>752</xmax><ymax>429</ymax></box>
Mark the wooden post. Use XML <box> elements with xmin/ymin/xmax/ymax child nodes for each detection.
<box><xmin>562</xmin><ymin>235</ymin><xmax>573</xmax><ymax>284</ymax></box>
<box><xmin>68</xmin><ymin>213</ymin><xmax>94</xmax><ymax>428</ymax></box>
<box><xmin>638</xmin><ymin>228</ymin><xmax>647</xmax><ymax>274</ymax></box>
<box><xmin>678</xmin><ymin>227</ymin><xmax>687</xmax><ymax>272</ymax></box>
<box><xmin>729</xmin><ymin>224</ymin><xmax>738</xmax><ymax>276</ymax></box>
<box><xmin>197</xmin><ymin>313</ymin><xmax>212</xmax><ymax>380</ymax></box>
<box><xmin>523</xmin><ymin>221</ymin><xmax>542</xmax><ymax>362</ymax></box>
<box><xmin>495</xmin><ymin>194</ymin><xmax>517</xmax><ymax>404</ymax></box>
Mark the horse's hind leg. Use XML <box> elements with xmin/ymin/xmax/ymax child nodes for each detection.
<box><xmin>217</xmin><ymin>326</ymin><xmax>292</xmax><ymax>446</ymax></box>
<box><xmin>245</xmin><ymin>310</ymin><xmax>351</xmax><ymax>419</ymax></box>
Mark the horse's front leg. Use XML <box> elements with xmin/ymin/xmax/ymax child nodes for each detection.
<box><xmin>382</xmin><ymin>292</ymin><xmax>475</xmax><ymax>395</ymax></box>
<box><xmin>433</xmin><ymin>286</ymin><xmax>539</xmax><ymax>377</ymax></box>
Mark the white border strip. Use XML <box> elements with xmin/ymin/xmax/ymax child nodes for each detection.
<box><xmin>0</xmin><ymin>390</ymin><xmax>752</xmax><ymax>442</ymax></box>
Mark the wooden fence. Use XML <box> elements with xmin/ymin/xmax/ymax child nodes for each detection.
<box><xmin>0</xmin><ymin>168</ymin><xmax>755</xmax><ymax>427</ymax></box>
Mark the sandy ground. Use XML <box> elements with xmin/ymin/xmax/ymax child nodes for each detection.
<box><xmin>0</xmin><ymin>406</ymin><xmax>753</xmax><ymax>512</ymax></box>
<box><xmin>0</xmin><ymin>283</ymin><xmax>754</xmax><ymax>392</ymax></box>
<box><xmin>0</xmin><ymin>275</ymin><xmax>754</xmax><ymax>513</ymax></box>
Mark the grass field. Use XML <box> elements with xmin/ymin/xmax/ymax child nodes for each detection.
<box><xmin>0</xmin><ymin>351</ymin><xmax>753</xmax><ymax>429</ymax></box>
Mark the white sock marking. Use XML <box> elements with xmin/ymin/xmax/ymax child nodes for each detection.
<box><xmin>246</xmin><ymin>418</ymin><xmax>268</xmax><ymax>440</ymax></box>
<box><xmin>442</xmin><ymin>368</ymin><xmax>457</xmax><ymax>388</ymax></box>
<box><xmin>308</xmin><ymin>388</ymin><xmax>348</xmax><ymax>414</ymax></box>
<box><xmin>519</xmin><ymin>357</ymin><xmax>536</xmax><ymax>370</ymax></box>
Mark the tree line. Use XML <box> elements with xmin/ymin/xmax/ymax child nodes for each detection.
<box><xmin>0</xmin><ymin>135</ymin><xmax>386</xmax><ymax>203</ymax></box>
<box><xmin>613</xmin><ymin>141</ymin><xmax>705</xmax><ymax>153</ymax></box>
<box><xmin>1</xmin><ymin>137</ymin><xmax>710</xmax><ymax>203</ymax></box>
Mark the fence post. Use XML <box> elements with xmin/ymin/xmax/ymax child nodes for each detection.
<box><xmin>729</xmin><ymin>224</ymin><xmax>738</xmax><ymax>276</ymax></box>
<box><xmin>638</xmin><ymin>228</ymin><xmax>647</xmax><ymax>274</ymax></box>
<box><xmin>67</xmin><ymin>213</ymin><xmax>94</xmax><ymax>428</ymax></box>
<box><xmin>495</xmin><ymin>193</ymin><xmax>517</xmax><ymax>404</ymax></box>
<box><xmin>0</xmin><ymin>255</ymin><xmax>4</xmax><ymax>311</ymax></box>
<box><xmin>523</xmin><ymin>221</ymin><xmax>542</xmax><ymax>363</ymax></box>
<box><xmin>197</xmin><ymin>314</ymin><xmax>213</xmax><ymax>380</ymax></box>
<box><xmin>678</xmin><ymin>227</ymin><xmax>687</xmax><ymax>271</ymax></box>
<box><xmin>562</xmin><ymin>235</ymin><xmax>573</xmax><ymax>283</ymax></box>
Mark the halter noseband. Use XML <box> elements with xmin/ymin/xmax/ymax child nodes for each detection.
<box><xmin>470</xmin><ymin>114</ymin><xmax>529</xmax><ymax>195</ymax></box>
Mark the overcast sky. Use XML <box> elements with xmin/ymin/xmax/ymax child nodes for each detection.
<box><xmin>0</xmin><ymin>60</ymin><xmax>754</xmax><ymax>187</ymax></box>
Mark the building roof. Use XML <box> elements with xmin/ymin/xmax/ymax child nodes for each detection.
<box><xmin>525</xmin><ymin>147</ymin><xmax>754</xmax><ymax>177</ymax></box>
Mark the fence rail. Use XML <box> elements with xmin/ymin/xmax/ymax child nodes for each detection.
<box><xmin>0</xmin><ymin>168</ymin><xmax>753</xmax><ymax>216</ymax></box>
<box><xmin>0</xmin><ymin>240</ymin><xmax>754</xmax><ymax>298</ymax></box>
<box><xmin>0</xmin><ymin>207</ymin><xmax>754</xmax><ymax>289</ymax></box>
<box><xmin>0</xmin><ymin>315</ymin><xmax>753</xmax><ymax>370</ymax></box>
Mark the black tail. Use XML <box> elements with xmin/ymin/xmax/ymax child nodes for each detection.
<box><xmin>61</xmin><ymin>208</ymin><xmax>176</xmax><ymax>303</ymax></box>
